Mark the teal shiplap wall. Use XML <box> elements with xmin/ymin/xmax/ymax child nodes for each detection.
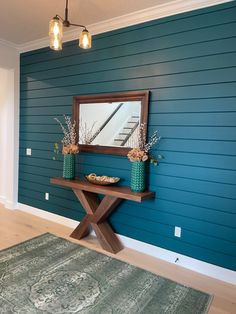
<box><xmin>19</xmin><ymin>2</ymin><xmax>236</xmax><ymax>270</ymax></box>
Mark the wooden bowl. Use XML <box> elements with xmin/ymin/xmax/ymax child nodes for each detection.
<box><xmin>85</xmin><ymin>175</ymin><xmax>120</xmax><ymax>186</ymax></box>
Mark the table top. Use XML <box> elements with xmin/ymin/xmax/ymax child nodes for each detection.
<box><xmin>50</xmin><ymin>177</ymin><xmax>155</xmax><ymax>203</ymax></box>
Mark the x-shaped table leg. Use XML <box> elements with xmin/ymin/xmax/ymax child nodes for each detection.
<box><xmin>70</xmin><ymin>189</ymin><xmax>123</xmax><ymax>253</ymax></box>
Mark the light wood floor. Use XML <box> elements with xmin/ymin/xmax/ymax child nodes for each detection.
<box><xmin>0</xmin><ymin>205</ymin><xmax>235</xmax><ymax>314</ymax></box>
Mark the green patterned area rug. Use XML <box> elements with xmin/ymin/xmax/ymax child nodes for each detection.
<box><xmin>0</xmin><ymin>233</ymin><xmax>212</xmax><ymax>314</ymax></box>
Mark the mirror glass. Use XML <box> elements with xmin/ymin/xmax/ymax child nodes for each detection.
<box><xmin>73</xmin><ymin>91</ymin><xmax>149</xmax><ymax>156</ymax></box>
<box><xmin>79</xmin><ymin>101</ymin><xmax>141</xmax><ymax>147</ymax></box>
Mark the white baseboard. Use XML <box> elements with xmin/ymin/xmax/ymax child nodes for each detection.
<box><xmin>0</xmin><ymin>196</ymin><xmax>17</xmax><ymax>210</ymax></box>
<box><xmin>0</xmin><ymin>196</ymin><xmax>6</xmax><ymax>205</ymax></box>
<box><xmin>17</xmin><ymin>203</ymin><xmax>236</xmax><ymax>285</ymax></box>
<box><xmin>17</xmin><ymin>203</ymin><xmax>78</xmax><ymax>229</ymax></box>
<box><xmin>5</xmin><ymin>200</ymin><xmax>17</xmax><ymax>210</ymax></box>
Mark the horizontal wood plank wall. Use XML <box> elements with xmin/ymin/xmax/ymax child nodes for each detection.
<box><xmin>19</xmin><ymin>2</ymin><xmax>236</xmax><ymax>270</ymax></box>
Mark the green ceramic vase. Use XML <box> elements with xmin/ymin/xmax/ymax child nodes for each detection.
<box><xmin>130</xmin><ymin>161</ymin><xmax>145</xmax><ymax>192</ymax></box>
<box><xmin>63</xmin><ymin>154</ymin><xmax>75</xmax><ymax>179</ymax></box>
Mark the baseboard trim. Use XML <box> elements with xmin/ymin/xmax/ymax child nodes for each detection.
<box><xmin>0</xmin><ymin>196</ymin><xmax>17</xmax><ymax>210</ymax></box>
<box><xmin>17</xmin><ymin>203</ymin><xmax>78</xmax><ymax>229</ymax></box>
<box><xmin>0</xmin><ymin>196</ymin><xmax>6</xmax><ymax>205</ymax></box>
<box><xmin>17</xmin><ymin>203</ymin><xmax>236</xmax><ymax>285</ymax></box>
<box><xmin>4</xmin><ymin>201</ymin><xmax>17</xmax><ymax>210</ymax></box>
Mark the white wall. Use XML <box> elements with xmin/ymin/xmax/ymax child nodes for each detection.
<box><xmin>0</xmin><ymin>41</ymin><xmax>19</xmax><ymax>209</ymax></box>
<box><xmin>0</xmin><ymin>68</ymin><xmax>10</xmax><ymax>202</ymax></box>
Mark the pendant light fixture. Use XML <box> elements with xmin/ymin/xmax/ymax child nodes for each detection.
<box><xmin>49</xmin><ymin>0</ymin><xmax>92</xmax><ymax>51</ymax></box>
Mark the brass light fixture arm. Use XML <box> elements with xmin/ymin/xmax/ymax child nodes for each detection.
<box><xmin>70</xmin><ymin>23</ymin><xmax>86</xmax><ymax>28</ymax></box>
<box><xmin>54</xmin><ymin>0</ymin><xmax>86</xmax><ymax>29</ymax></box>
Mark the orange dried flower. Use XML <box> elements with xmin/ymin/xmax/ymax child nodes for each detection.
<box><xmin>62</xmin><ymin>145</ymin><xmax>79</xmax><ymax>155</ymax></box>
<box><xmin>127</xmin><ymin>148</ymin><xmax>148</xmax><ymax>162</ymax></box>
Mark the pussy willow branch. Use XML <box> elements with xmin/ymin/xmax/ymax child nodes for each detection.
<box><xmin>54</xmin><ymin>115</ymin><xmax>77</xmax><ymax>146</ymax></box>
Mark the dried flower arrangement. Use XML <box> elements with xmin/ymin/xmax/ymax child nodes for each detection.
<box><xmin>79</xmin><ymin>120</ymin><xmax>97</xmax><ymax>145</ymax></box>
<box><xmin>54</xmin><ymin>115</ymin><xmax>79</xmax><ymax>155</ymax></box>
<box><xmin>127</xmin><ymin>123</ymin><xmax>161</xmax><ymax>165</ymax></box>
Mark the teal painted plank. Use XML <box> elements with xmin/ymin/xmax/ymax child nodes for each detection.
<box><xmin>19</xmin><ymin>148</ymin><xmax>63</xmax><ymax>161</ymax></box>
<box><xmin>20</xmin><ymin>116</ymin><xmax>69</xmax><ymax>125</ymax></box>
<box><xmin>21</xmin><ymin>41</ymin><xmax>236</xmax><ymax>84</ymax></box>
<box><xmin>111</xmin><ymin>212</ymin><xmax>235</xmax><ymax>255</ymax></box>
<box><xmin>20</xmin><ymin>132</ymin><xmax>61</xmax><ymax>143</ymax></box>
<box><xmin>155</xmin><ymin>151</ymin><xmax>236</xmax><ymax>170</ymax></box>
<box><xmin>21</xmin><ymin>121</ymin><xmax>233</xmax><ymax>141</ymax></box>
<box><xmin>20</xmin><ymin>105</ymin><xmax>71</xmax><ymax>116</ymax></box>
<box><xmin>112</xmin><ymin>223</ymin><xmax>236</xmax><ymax>270</ymax></box>
<box><xmin>20</xmin><ymin>116</ymin><xmax>72</xmax><ymax>124</ymax></box>
<box><xmin>18</xmin><ymin>170</ymin><xmax>236</xmax><ymax>229</ymax></box>
<box><xmin>18</xmin><ymin>170</ymin><xmax>235</xmax><ymax>229</ymax></box>
<box><xmin>57</xmin><ymin>160</ymin><xmax>236</xmax><ymax>199</ymax></box>
<box><xmin>20</xmin><ymin>66</ymin><xmax>236</xmax><ymax>92</ymax></box>
<box><xmin>18</xmin><ymin>195</ymin><xmax>84</xmax><ymax>222</ymax></box>
<box><xmin>19</xmin><ymin>163</ymin><xmax>62</xmax><ymax>177</ymax></box>
<box><xmin>18</xmin><ymin>182</ymin><xmax>83</xmax><ymax>212</ymax></box>
<box><xmin>154</xmin><ymin>164</ymin><xmax>236</xmax><ymax>185</ymax></box>
<box><xmin>149</xmin><ymin>98</ymin><xmax>236</xmax><ymax>114</ymax></box>
<box><xmin>19</xmin><ymin>172</ymin><xmax>58</xmax><ymax>186</ymax></box>
<box><xmin>111</xmin><ymin>211</ymin><xmax>236</xmax><ymax>255</ymax></box>
<box><xmin>18</xmin><ymin>137</ymin><xmax>236</xmax><ymax>157</ymax></box>
<box><xmin>113</xmin><ymin>211</ymin><xmax>235</xmax><ymax>250</ymax></box>
<box><xmin>78</xmin><ymin>153</ymin><xmax>236</xmax><ymax>185</ymax></box>
<box><xmin>150</xmin><ymin>175</ymin><xmax>236</xmax><ymax>199</ymax></box>
<box><xmin>19</xmin><ymin>137</ymin><xmax>236</xmax><ymax>157</ymax></box>
<box><xmin>149</xmin><ymin>125</ymin><xmax>236</xmax><ymax>140</ymax></box>
<box><xmin>19</xmin><ymin>157</ymin><xmax>63</xmax><ymax>171</ymax></box>
<box><xmin>19</xmin><ymin>149</ymin><xmax>236</xmax><ymax>186</ymax></box>
<box><xmin>77</xmin><ymin>151</ymin><xmax>236</xmax><ymax>176</ymax></box>
<box><xmin>157</xmin><ymin>138</ymin><xmax>236</xmax><ymax>155</ymax></box>
<box><xmin>20</xmin><ymin>96</ymin><xmax>73</xmax><ymax>108</ymax></box>
<box><xmin>20</xmin><ymin>97</ymin><xmax>236</xmax><ymax>117</ymax></box>
<box><xmin>21</xmin><ymin>22</ymin><xmax>236</xmax><ymax>74</ymax></box>
<box><xmin>19</xmin><ymin>157</ymin><xmax>129</xmax><ymax>181</ymax></box>
<box><xmin>20</xmin><ymin>124</ymin><xmax>64</xmax><ymax>133</ymax></box>
<box><xmin>19</xmin><ymin>160</ymin><xmax>236</xmax><ymax>214</ymax></box>
<box><xmin>149</xmin><ymin>112</ymin><xmax>236</xmax><ymax>126</ymax></box>
<box><xmin>119</xmin><ymin>200</ymin><xmax>236</xmax><ymax>229</ymax></box>
<box><xmin>19</xmin><ymin>149</ymin><xmax>236</xmax><ymax>175</ymax></box>
<box><xmin>18</xmin><ymin>184</ymin><xmax>236</xmax><ymax>253</ymax></box>
<box><xmin>62</xmin><ymin>162</ymin><xmax>236</xmax><ymax>199</ymax></box>
<box><xmin>20</xmin><ymin>141</ymin><xmax>60</xmax><ymax>151</ymax></box>
<box><xmin>18</xmin><ymin>174</ymin><xmax>236</xmax><ymax>232</ymax></box>
<box><xmin>20</xmin><ymin>81</ymin><xmax>236</xmax><ymax>100</ymax></box>
<box><xmin>22</xmin><ymin>110</ymin><xmax>236</xmax><ymax>130</ymax></box>
<box><xmin>154</xmin><ymin>186</ymin><xmax>236</xmax><ymax>214</ymax></box>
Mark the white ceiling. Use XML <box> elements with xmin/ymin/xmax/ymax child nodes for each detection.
<box><xmin>0</xmin><ymin>0</ymin><xmax>170</xmax><ymax>45</ymax></box>
<box><xmin>0</xmin><ymin>0</ymin><xmax>231</xmax><ymax>47</ymax></box>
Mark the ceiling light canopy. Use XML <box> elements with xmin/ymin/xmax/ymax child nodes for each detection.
<box><xmin>49</xmin><ymin>0</ymin><xmax>92</xmax><ymax>51</ymax></box>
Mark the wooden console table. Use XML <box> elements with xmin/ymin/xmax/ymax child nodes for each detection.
<box><xmin>50</xmin><ymin>177</ymin><xmax>155</xmax><ymax>254</ymax></box>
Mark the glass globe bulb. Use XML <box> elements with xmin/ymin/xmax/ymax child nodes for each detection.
<box><xmin>79</xmin><ymin>29</ymin><xmax>92</xmax><ymax>49</ymax></box>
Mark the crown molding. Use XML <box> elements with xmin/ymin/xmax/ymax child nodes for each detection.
<box><xmin>0</xmin><ymin>38</ymin><xmax>18</xmax><ymax>50</ymax></box>
<box><xmin>16</xmin><ymin>0</ymin><xmax>232</xmax><ymax>53</ymax></box>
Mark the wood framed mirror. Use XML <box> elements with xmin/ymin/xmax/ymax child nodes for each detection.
<box><xmin>72</xmin><ymin>91</ymin><xmax>149</xmax><ymax>156</ymax></box>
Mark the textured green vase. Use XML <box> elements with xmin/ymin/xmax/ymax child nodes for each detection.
<box><xmin>63</xmin><ymin>154</ymin><xmax>75</xmax><ymax>179</ymax></box>
<box><xmin>131</xmin><ymin>161</ymin><xmax>145</xmax><ymax>192</ymax></box>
